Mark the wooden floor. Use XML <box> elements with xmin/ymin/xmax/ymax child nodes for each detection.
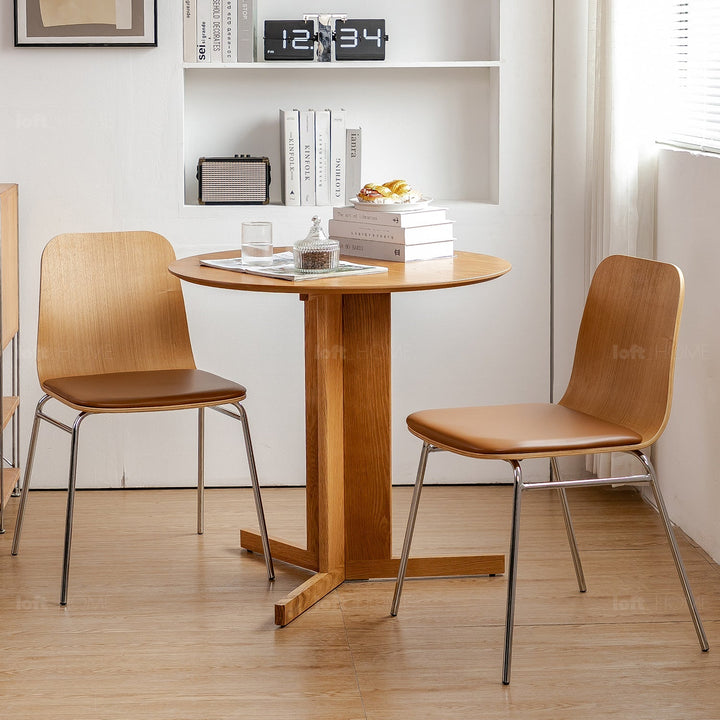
<box><xmin>0</xmin><ymin>484</ymin><xmax>718</xmax><ymax>719</ymax></box>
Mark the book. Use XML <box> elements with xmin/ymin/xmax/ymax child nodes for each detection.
<box><xmin>332</xmin><ymin>205</ymin><xmax>448</xmax><ymax>228</ymax></box>
<box><xmin>279</xmin><ymin>108</ymin><xmax>301</xmax><ymax>206</ymax></box>
<box><xmin>183</xmin><ymin>0</ymin><xmax>197</xmax><ymax>63</ymax></box>
<box><xmin>328</xmin><ymin>219</ymin><xmax>455</xmax><ymax>245</ymax></box>
<box><xmin>314</xmin><ymin>109</ymin><xmax>331</xmax><ymax>206</ymax></box>
<box><xmin>330</xmin><ymin>109</ymin><xmax>346</xmax><ymax>205</ymax></box>
<box><xmin>222</xmin><ymin>0</ymin><xmax>237</xmax><ymax>63</ymax></box>
<box><xmin>338</xmin><ymin>237</ymin><xmax>455</xmax><ymax>263</ymax></box>
<box><xmin>210</xmin><ymin>0</ymin><xmax>223</xmax><ymax>62</ymax></box>
<box><xmin>237</xmin><ymin>0</ymin><xmax>254</xmax><ymax>62</ymax></box>
<box><xmin>196</xmin><ymin>0</ymin><xmax>211</xmax><ymax>62</ymax></box>
<box><xmin>199</xmin><ymin>251</ymin><xmax>388</xmax><ymax>282</ymax></box>
<box><xmin>299</xmin><ymin>110</ymin><xmax>316</xmax><ymax>206</ymax></box>
<box><xmin>345</xmin><ymin>128</ymin><xmax>362</xmax><ymax>200</ymax></box>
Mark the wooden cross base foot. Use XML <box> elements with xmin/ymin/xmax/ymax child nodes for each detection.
<box><xmin>241</xmin><ymin>529</ymin><xmax>505</xmax><ymax>626</ymax></box>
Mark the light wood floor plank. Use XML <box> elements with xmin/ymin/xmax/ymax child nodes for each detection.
<box><xmin>0</xmin><ymin>485</ymin><xmax>718</xmax><ymax>719</ymax></box>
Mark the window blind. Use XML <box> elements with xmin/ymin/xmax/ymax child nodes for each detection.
<box><xmin>660</xmin><ymin>0</ymin><xmax>720</xmax><ymax>153</ymax></box>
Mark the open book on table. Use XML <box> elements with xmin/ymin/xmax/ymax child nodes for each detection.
<box><xmin>200</xmin><ymin>251</ymin><xmax>388</xmax><ymax>282</ymax></box>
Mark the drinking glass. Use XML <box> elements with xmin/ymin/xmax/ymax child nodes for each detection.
<box><xmin>241</xmin><ymin>221</ymin><xmax>273</xmax><ymax>266</ymax></box>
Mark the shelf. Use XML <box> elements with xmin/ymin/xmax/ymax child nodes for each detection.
<box><xmin>1</xmin><ymin>467</ymin><xmax>20</xmax><ymax>508</ymax></box>
<box><xmin>184</xmin><ymin>60</ymin><xmax>500</xmax><ymax>70</ymax></box>
<box><xmin>182</xmin><ymin>0</ymin><xmax>500</xmax><ymax>212</ymax></box>
<box><xmin>2</xmin><ymin>396</ymin><xmax>19</xmax><ymax>431</ymax></box>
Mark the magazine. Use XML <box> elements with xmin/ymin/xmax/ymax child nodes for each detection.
<box><xmin>200</xmin><ymin>251</ymin><xmax>388</xmax><ymax>282</ymax></box>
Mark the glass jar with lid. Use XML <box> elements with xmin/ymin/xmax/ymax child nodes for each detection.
<box><xmin>293</xmin><ymin>216</ymin><xmax>339</xmax><ymax>273</ymax></box>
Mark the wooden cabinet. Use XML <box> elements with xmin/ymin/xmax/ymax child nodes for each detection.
<box><xmin>0</xmin><ymin>183</ymin><xmax>20</xmax><ymax>533</ymax></box>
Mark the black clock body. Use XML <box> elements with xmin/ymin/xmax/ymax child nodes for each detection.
<box><xmin>334</xmin><ymin>19</ymin><xmax>387</xmax><ymax>61</ymax></box>
<box><xmin>263</xmin><ymin>20</ymin><xmax>315</xmax><ymax>61</ymax></box>
<box><xmin>263</xmin><ymin>19</ymin><xmax>387</xmax><ymax>62</ymax></box>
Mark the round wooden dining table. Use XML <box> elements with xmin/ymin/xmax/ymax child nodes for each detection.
<box><xmin>169</xmin><ymin>249</ymin><xmax>511</xmax><ymax>625</ymax></box>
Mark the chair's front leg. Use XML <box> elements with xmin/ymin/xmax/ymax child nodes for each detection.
<box><xmin>233</xmin><ymin>403</ymin><xmax>274</xmax><ymax>582</ymax></box>
<box><xmin>503</xmin><ymin>459</ymin><xmax>524</xmax><ymax>686</ymax></box>
<box><xmin>390</xmin><ymin>441</ymin><xmax>432</xmax><ymax>617</ymax></box>
<box><xmin>60</xmin><ymin>412</ymin><xmax>90</xmax><ymax>606</ymax></box>
<box><xmin>11</xmin><ymin>395</ymin><xmax>52</xmax><ymax>555</ymax></box>
<box><xmin>197</xmin><ymin>407</ymin><xmax>205</xmax><ymax>535</ymax></box>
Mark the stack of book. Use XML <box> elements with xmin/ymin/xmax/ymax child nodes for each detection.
<box><xmin>280</xmin><ymin>108</ymin><xmax>361</xmax><ymax>207</ymax></box>
<box><xmin>184</xmin><ymin>0</ymin><xmax>255</xmax><ymax>63</ymax></box>
<box><xmin>329</xmin><ymin>205</ymin><xmax>455</xmax><ymax>262</ymax></box>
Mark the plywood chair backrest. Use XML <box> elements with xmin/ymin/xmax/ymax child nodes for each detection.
<box><xmin>37</xmin><ymin>231</ymin><xmax>196</xmax><ymax>383</ymax></box>
<box><xmin>559</xmin><ymin>254</ymin><xmax>684</xmax><ymax>446</ymax></box>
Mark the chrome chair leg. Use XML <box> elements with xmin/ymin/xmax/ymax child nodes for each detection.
<box><xmin>11</xmin><ymin>395</ymin><xmax>51</xmax><ymax>556</ymax></box>
<box><xmin>197</xmin><ymin>407</ymin><xmax>205</xmax><ymax>535</ymax></box>
<box><xmin>503</xmin><ymin>460</ymin><xmax>524</xmax><ymax>686</ymax></box>
<box><xmin>61</xmin><ymin>412</ymin><xmax>90</xmax><ymax>606</ymax></box>
<box><xmin>633</xmin><ymin>450</ymin><xmax>709</xmax><ymax>651</ymax></box>
<box><xmin>550</xmin><ymin>457</ymin><xmax>587</xmax><ymax>593</ymax></box>
<box><xmin>233</xmin><ymin>403</ymin><xmax>274</xmax><ymax>582</ymax></box>
<box><xmin>391</xmin><ymin>442</ymin><xmax>432</xmax><ymax>617</ymax></box>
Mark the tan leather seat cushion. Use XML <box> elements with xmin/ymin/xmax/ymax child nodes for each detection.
<box><xmin>42</xmin><ymin>369</ymin><xmax>247</xmax><ymax>411</ymax></box>
<box><xmin>407</xmin><ymin>403</ymin><xmax>642</xmax><ymax>458</ymax></box>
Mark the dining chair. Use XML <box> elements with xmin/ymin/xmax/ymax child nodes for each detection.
<box><xmin>390</xmin><ymin>254</ymin><xmax>709</xmax><ymax>684</ymax></box>
<box><xmin>11</xmin><ymin>231</ymin><xmax>274</xmax><ymax>604</ymax></box>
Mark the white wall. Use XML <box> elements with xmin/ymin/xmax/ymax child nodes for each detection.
<box><xmin>654</xmin><ymin>148</ymin><xmax>720</xmax><ymax>563</ymax></box>
<box><xmin>551</xmin><ymin>0</ymin><xmax>589</xmax><ymax>401</ymax></box>
<box><xmin>0</xmin><ymin>0</ymin><xmax>552</xmax><ymax>491</ymax></box>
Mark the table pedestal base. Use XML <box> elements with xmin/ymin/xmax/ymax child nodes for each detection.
<box><xmin>241</xmin><ymin>529</ymin><xmax>505</xmax><ymax>626</ymax></box>
<box><xmin>240</xmin><ymin>291</ymin><xmax>504</xmax><ymax>627</ymax></box>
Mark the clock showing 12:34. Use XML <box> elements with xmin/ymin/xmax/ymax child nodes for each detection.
<box><xmin>263</xmin><ymin>19</ymin><xmax>388</xmax><ymax>61</ymax></box>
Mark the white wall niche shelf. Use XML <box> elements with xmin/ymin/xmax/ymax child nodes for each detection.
<box><xmin>182</xmin><ymin>0</ymin><xmax>500</xmax><ymax>212</ymax></box>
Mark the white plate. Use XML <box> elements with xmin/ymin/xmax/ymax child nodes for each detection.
<box><xmin>349</xmin><ymin>196</ymin><xmax>433</xmax><ymax>212</ymax></box>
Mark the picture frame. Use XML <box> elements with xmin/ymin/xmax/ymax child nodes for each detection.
<box><xmin>14</xmin><ymin>0</ymin><xmax>157</xmax><ymax>47</ymax></box>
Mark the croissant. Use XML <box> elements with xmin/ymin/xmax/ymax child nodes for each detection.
<box><xmin>357</xmin><ymin>179</ymin><xmax>422</xmax><ymax>204</ymax></box>
<box><xmin>383</xmin><ymin>180</ymin><xmax>411</xmax><ymax>195</ymax></box>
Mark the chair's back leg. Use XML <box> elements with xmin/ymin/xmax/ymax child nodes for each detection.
<box><xmin>11</xmin><ymin>395</ymin><xmax>51</xmax><ymax>555</ymax></box>
<box><xmin>197</xmin><ymin>407</ymin><xmax>205</xmax><ymax>535</ymax></box>
<box><xmin>632</xmin><ymin>450</ymin><xmax>709</xmax><ymax>651</ymax></box>
<box><xmin>60</xmin><ymin>412</ymin><xmax>90</xmax><ymax>606</ymax></box>
<box><xmin>550</xmin><ymin>457</ymin><xmax>587</xmax><ymax>592</ymax></box>
<box><xmin>503</xmin><ymin>460</ymin><xmax>524</xmax><ymax>685</ymax></box>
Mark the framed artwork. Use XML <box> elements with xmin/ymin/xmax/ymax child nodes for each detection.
<box><xmin>14</xmin><ymin>0</ymin><xmax>157</xmax><ymax>47</ymax></box>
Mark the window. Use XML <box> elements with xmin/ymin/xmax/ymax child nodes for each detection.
<box><xmin>659</xmin><ymin>0</ymin><xmax>720</xmax><ymax>153</ymax></box>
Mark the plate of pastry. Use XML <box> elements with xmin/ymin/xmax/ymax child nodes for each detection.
<box><xmin>351</xmin><ymin>180</ymin><xmax>432</xmax><ymax>211</ymax></box>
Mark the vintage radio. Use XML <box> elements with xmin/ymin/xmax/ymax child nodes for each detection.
<box><xmin>197</xmin><ymin>155</ymin><xmax>271</xmax><ymax>205</ymax></box>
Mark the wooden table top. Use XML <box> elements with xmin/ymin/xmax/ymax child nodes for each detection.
<box><xmin>169</xmin><ymin>249</ymin><xmax>512</xmax><ymax>295</ymax></box>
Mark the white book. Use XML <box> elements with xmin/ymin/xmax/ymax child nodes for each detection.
<box><xmin>183</xmin><ymin>0</ymin><xmax>197</xmax><ymax>63</ymax></box>
<box><xmin>329</xmin><ymin>219</ymin><xmax>455</xmax><ymax>245</ymax></box>
<box><xmin>210</xmin><ymin>0</ymin><xmax>223</xmax><ymax>62</ymax></box>
<box><xmin>332</xmin><ymin>205</ymin><xmax>448</xmax><ymax>228</ymax></box>
<box><xmin>299</xmin><ymin>110</ymin><xmax>316</xmax><ymax>206</ymax></box>
<box><xmin>345</xmin><ymin>128</ymin><xmax>362</xmax><ymax>200</ymax></box>
<box><xmin>279</xmin><ymin>108</ymin><xmax>301</xmax><ymax>206</ymax></box>
<box><xmin>222</xmin><ymin>0</ymin><xmax>237</xmax><ymax>62</ymax></box>
<box><xmin>330</xmin><ymin>109</ymin><xmax>346</xmax><ymax>205</ymax></box>
<box><xmin>338</xmin><ymin>237</ymin><xmax>455</xmax><ymax>263</ymax></box>
<box><xmin>196</xmin><ymin>0</ymin><xmax>211</xmax><ymax>62</ymax></box>
<box><xmin>237</xmin><ymin>0</ymin><xmax>254</xmax><ymax>62</ymax></box>
<box><xmin>314</xmin><ymin>109</ymin><xmax>331</xmax><ymax>206</ymax></box>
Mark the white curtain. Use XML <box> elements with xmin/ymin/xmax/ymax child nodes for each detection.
<box><xmin>584</xmin><ymin>0</ymin><xmax>664</xmax><ymax>281</ymax></box>
<box><xmin>584</xmin><ymin>0</ymin><xmax>665</xmax><ymax>476</ymax></box>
